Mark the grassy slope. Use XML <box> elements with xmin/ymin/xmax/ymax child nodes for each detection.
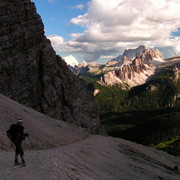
<box><xmin>80</xmin><ymin>65</ymin><xmax>180</xmax><ymax>156</ymax></box>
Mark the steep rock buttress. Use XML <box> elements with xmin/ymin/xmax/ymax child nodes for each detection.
<box><xmin>0</xmin><ymin>0</ymin><xmax>100</xmax><ymax>132</ymax></box>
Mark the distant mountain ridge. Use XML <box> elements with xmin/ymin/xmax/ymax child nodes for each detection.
<box><xmin>71</xmin><ymin>46</ymin><xmax>168</xmax><ymax>88</ymax></box>
<box><xmin>112</xmin><ymin>45</ymin><xmax>146</xmax><ymax>62</ymax></box>
<box><xmin>101</xmin><ymin>47</ymin><xmax>164</xmax><ymax>87</ymax></box>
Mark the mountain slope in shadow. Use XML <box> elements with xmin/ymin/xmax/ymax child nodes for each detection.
<box><xmin>0</xmin><ymin>94</ymin><xmax>179</xmax><ymax>180</ymax></box>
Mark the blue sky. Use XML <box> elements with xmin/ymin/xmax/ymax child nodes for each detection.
<box><xmin>32</xmin><ymin>0</ymin><xmax>180</xmax><ymax>66</ymax></box>
<box><xmin>33</xmin><ymin>0</ymin><xmax>87</xmax><ymax>39</ymax></box>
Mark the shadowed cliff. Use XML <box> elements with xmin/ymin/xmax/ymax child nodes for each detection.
<box><xmin>0</xmin><ymin>0</ymin><xmax>100</xmax><ymax>132</ymax></box>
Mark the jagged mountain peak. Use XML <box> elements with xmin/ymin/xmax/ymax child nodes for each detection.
<box><xmin>101</xmin><ymin>47</ymin><xmax>164</xmax><ymax>87</ymax></box>
<box><xmin>122</xmin><ymin>45</ymin><xmax>146</xmax><ymax>60</ymax></box>
<box><xmin>110</xmin><ymin>45</ymin><xmax>146</xmax><ymax>63</ymax></box>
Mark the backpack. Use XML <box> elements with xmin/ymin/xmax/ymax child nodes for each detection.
<box><xmin>6</xmin><ymin>124</ymin><xmax>25</xmax><ymax>142</ymax></box>
<box><xmin>6</xmin><ymin>129</ymin><xmax>12</xmax><ymax>141</ymax></box>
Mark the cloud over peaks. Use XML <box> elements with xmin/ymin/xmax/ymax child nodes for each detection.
<box><xmin>63</xmin><ymin>55</ymin><xmax>79</xmax><ymax>67</ymax></box>
<box><xmin>50</xmin><ymin>0</ymin><xmax>180</xmax><ymax>61</ymax></box>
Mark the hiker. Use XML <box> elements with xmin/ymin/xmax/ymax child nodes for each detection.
<box><xmin>7</xmin><ymin>119</ymin><xmax>29</xmax><ymax>165</ymax></box>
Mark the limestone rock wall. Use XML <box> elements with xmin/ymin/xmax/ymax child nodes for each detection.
<box><xmin>101</xmin><ymin>49</ymin><xmax>162</xmax><ymax>87</ymax></box>
<box><xmin>0</xmin><ymin>0</ymin><xmax>100</xmax><ymax>133</ymax></box>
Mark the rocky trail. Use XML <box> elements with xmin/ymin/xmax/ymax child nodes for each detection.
<box><xmin>0</xmin><ymin>135</ymin><xmax>180</xmax><ymax>180</ymax></box>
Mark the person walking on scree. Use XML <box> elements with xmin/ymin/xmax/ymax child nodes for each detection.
<box><xmin>7</xmin><ymin>119</ymin><xmax>29</xmax><ymax>166</ymax></box>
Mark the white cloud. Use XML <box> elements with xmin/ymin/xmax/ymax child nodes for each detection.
<box><xmin>49</xmin><ymin>0</ymin><xmax>180</xmax><ymax>61</ymax></box>
<box><xmin>63</xmin><ymin>55</ymin><xmax>79</xmax><ymax>67</ymax></box>
<box><xmin>71</xmin><ymin>13</ymin><xmax>89</xmax><ymax>28</ymax></box>
<box><xmin>48</xmin><ymin>35</ymin><xmax>64</xmax><ymax>48</ymax></box>
<box><xmin>73</xmin><ymin>4</ymin><xmax>85</xmax><ymax>10</ymax></box>
<box><xmin>47</xmin><ymin>35</ymin><xmax>79</xmax><ymax>53</ymax></box>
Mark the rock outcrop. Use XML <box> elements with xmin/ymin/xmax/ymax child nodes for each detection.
<box><xmin>122</xmin><ymin>45</ymin><xmax>146</xmax><ymax>60</ymax></box>
<box><xmin>111</xmin><ymin>45</ymin><xmax>146</xmax><ymax>62</ymax></box>
<box><xmin>173</xmin><ymin>65</ymin><xmax>180</xmax><ymax>81</ymax></box>
<box><xmin>0</xmin><ymin>0</ymin><xmax>100</xmax><ymax>132</ymax></box>
<box><xmin>101</xmin><ymin>48</ymin><xmax>164</xmax><ymax>87</ymax></box>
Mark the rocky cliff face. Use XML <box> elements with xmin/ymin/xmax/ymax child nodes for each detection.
<box><xmin>101</xmin><ymin>48</ymin><xmax>164</xmax><ymax>87</ymax></box>
<box><xmin>0</xmin><ymin>0</ymin><xmax>100</xmax><ymax>132</ymax></box>
<box><xmin>122</xmin><ymin>45</ymin><xmax>146</xmax><ymax>60</ymax></box>
<box><xmin>173</xmin><ymin>65</ymin><xmax>180</xmax><ymax>81</ymax></box>
<box><xmin>112</xmin><ymin>45</ymin><xmax>146</xmax><ymax>62</ymax></box>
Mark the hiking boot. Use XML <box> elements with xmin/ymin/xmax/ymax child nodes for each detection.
<box><xmin>22</xmin><ymin>159</ymin><xmax>26</xmax><ymax>165</ymax></box>
<box><xmin>14</xmin><ymin>159</ymin><xmax>20</xmax><ymax>166</ymax></box>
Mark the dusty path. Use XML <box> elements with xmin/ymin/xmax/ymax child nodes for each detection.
<box><xmin>0</xmin><ymin>94</ymin><xmax>180</xmax><ymax>179</ymax></box>
<box><xmin>0</xmin><ymin>136</ymin><xmax>180</xmax><ymax>180</ymax></box>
